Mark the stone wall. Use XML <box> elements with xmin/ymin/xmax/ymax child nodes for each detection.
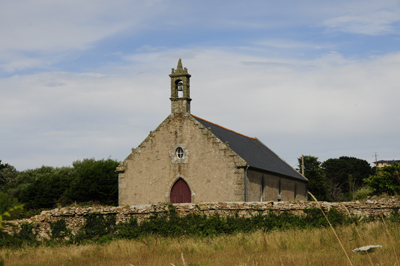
<box><xmin>4</xmin><ymin>198</ymin><xmax>400</xmax><ymax>240</ymax></box>
<box><xmin>117</xmin><ymin>113</ymin><xmax>247</xmax><ymax>205</ymax></box>
<box><xmin>247</xmin><ymin>170</ymin><xmax>307</xmax><ymax>202</ymax></box>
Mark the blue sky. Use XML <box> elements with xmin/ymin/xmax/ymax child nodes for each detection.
<box><xmin>1</xmin><ymin>0</ymin><xmax>400</xmax><ymax>170</ymax></box>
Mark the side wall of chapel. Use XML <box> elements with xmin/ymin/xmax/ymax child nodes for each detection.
<box><xmin>247</xmin><ymin>169</ymin><xmax>307</xmax><ymax>202</ymax></box>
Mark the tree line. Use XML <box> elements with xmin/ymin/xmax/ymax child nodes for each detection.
<box><xmin>298</xmin><ymin>155</ymin><xmax>400</xmax><ymax>202</ymax></box>
<box><xmin>0</xmin><ymin>158</ymin><xmax>119</xmax><ymax>211</ymax></box>
<box><xmin>1</xmin><ymin>155</ymin><xmax>399</xmax><ymax>213</ymax></box>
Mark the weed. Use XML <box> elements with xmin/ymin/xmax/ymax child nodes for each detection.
<box><xmin>49</xmin><ymin>218</ymin><xmax>71</xmax><ymax>240</ymax></box>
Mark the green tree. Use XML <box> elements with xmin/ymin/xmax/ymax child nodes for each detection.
<box><xmin>0</xmin><ymin>192</ymin><xmax>21</xmax><ymax>216</ymax></box>
<box><xmin>0</xmin><ymin>192</ymin><xmax>24</xmax><ymax>242</ymax></box>
<box><xmin>298</xmin><ymin>155</ymin><xmax>330</xmax><ymax>201</ymax></box>
<box><xmin>364</xmin><ymin>162</ymin><xmax>400</xmax><ymax>195</ymax></box>
<box><xmin>6</xmin><ymin>158</ymin><xmax>119</xmax><ymax>209</ymax></box>
<box><xmin>65</xmin><ymin>158</ymin><xmax>120</xmax><ymax>206</ymax></box>
<box><xmin>0</xmin><ymin>161</ymin><xmax>18</xmax><ymax>190</ymax></box>
<box><xmin>0</xmin><ymin>193</ymin><xmax>24</xmax><ymax>266</ymax></box>
<box><xmin>0</xmin><ymin>161</ymin><xmax>6</xmax><ymax>171</ymax></box>
<box><xmin>19</xmin><ymin>167</ymin><xmax>74</xmax><ymax>209</ymax></box>
<box><xmin>4</xmin><ymin>166</ymin><xmax>55</xmax><ymax>200</ymax></box>
<box><xmin>322</xmin><ymin>157</ymin><xmax>372</xmax><ymax>201</ymax></box>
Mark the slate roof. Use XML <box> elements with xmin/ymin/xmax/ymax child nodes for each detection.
<box><xmin>192</xmin><ymin>115</ymin><xmax>307</xmax><ymax>182</ymax></box>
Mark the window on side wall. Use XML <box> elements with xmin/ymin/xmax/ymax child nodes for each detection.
<box><xmin>278</xmin><ymin>178</ymin><xmax>282</xmax><ymax>201</ymax></box>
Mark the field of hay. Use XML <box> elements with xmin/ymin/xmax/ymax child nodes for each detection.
<box><xmin>1</xmin><ymin>221</ymin><xmax>399</xmax><ymax>266</ymax></box>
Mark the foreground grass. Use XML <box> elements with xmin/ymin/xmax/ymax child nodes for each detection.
<box><xmin>1</xmin><ymin>221</ymin><xmax>399</xmax><ymax>266</ymax></box>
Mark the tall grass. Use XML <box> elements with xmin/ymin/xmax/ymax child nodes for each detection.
<box><xmin>1</xmin><ymin>221</ymin><xmax>399</xmax><ymax>266</ymax></box>
<box><xmin>308</xmin><ymin>192</ymin><xmax>353</xmax><ymax>266</ymax></box>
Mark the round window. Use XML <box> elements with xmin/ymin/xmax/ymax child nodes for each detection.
<box><xmin>176</xmin><ymin>147</ymin><xmax>184</xmax><ymax>159</ymax></box>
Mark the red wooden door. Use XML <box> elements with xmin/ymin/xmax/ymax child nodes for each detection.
<box><xmin>170</xmin><ymin>178</ymin><xmax>191</xmax><ymax>203</ymax></box>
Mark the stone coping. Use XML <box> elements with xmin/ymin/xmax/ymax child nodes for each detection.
<box><xmin>8</xmin><ymin>198</ymin><xmax>400</xmax><ymax>224</ymax></box>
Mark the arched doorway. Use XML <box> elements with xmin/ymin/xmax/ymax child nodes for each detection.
<box><xmin>170</xmin><ymin>178</ymin><xmax>191</xmax><ymax>203</ymax></box>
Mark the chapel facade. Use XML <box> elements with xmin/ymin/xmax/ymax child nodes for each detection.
<box><xmin>116</xmin><ymin>59</ymin><xmax>308</xmax><ymax>205</ymax></box>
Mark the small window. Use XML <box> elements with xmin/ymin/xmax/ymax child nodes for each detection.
<box><xmin>260</xmin><ymin>175</ymin><xmax>265</xmax><ymax>202</ymax></box>
<box><xmin>278</xmin><ymin>178</ymin><xmax>281</xmax><ymax>195</ymax></box>
<box><xmin>277</xmin><ymin>178</ymin><xmax>282</xmax><ymax>201</ymax></box>
<box><xmin>176</xmin><ymin>147</ymin><xmax>184</xmax><ymax>159</ymax></box>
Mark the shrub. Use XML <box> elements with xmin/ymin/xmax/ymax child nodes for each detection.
<box><xmin>0</xmin><ymin>222</ymin><xmax>39</xmax><ymax>248</ymax></box>
<box><xmin>73</xmin><ymin>213</ymin><xmax>117</xmax><ymax>244</ymax></box>
<box><xmin>50</xmin><ymin>218</ymin><xmax>71</xmax><ymax>240</ymax></box>
<box><xmin>364</xmin><ymin>162</ymin><xmax>400</xmax><ymax>195</ymax></box>
<box><xmin>354</xmin><ymin>186</ymin><xmax>373</xmax><ymax>200</ymax></box>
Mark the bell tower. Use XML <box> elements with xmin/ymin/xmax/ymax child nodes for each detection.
<box><xmin>169</xmin><ymin>59</ymin><xmax>191</xmax><ymax>114</ymax></box>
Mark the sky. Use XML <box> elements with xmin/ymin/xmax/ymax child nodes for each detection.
<box><xmin>1</xmin><ymin>0</ymin><xmax>400</xmax><ymax>171</ymax></box>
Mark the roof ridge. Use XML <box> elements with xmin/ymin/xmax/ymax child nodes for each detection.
<box><xmin>191</xmin><ymin>114</ymin><xmax>257</xmax><ymax>140</ymax></box>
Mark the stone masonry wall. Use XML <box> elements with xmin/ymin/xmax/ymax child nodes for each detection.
<box><xmin>4</xmin><ymin>198</ymin><xmax>400</xmax><ymax>240</ymax></box>
<box><xmin>118</xmin><ymin>113</ymin><xmax>247</xmax><ymax>205</ymax></box>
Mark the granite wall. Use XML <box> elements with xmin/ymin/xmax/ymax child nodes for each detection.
<box><xmin>4</xmin><ymin>198</ymin><xmax>399</xmax><ymax>240</ymax></box>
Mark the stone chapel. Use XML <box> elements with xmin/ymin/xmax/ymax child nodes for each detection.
<box><xmin>116</xmin><ymin>59</ymin><xmax>308</xmax><ymax>205</ymax></box>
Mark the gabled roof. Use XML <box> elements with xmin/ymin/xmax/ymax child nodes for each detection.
<box><xmin>192</xmin><ymin>115</ymin><xmax>307</xmax><ymax>182</ymax></box>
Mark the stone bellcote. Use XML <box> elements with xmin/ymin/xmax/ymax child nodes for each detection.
<box><xmin>169</xmin><ymin>59</ymin><xmax>191</xmax><ymax>114</ymax></box>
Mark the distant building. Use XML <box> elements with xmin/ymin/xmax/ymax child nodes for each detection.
<box><xmin>116</xmin><ymin>59</ymin><xmax>308</xmax><ymax>205</ymax></box>
<box><xmin>374</xmin><ymin>160</ymin><xmax>400</xmax><ymax>168</ymax></box>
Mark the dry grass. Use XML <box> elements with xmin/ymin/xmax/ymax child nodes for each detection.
<box><xmin>1</xmin><ymin>221</ymin><xmax>399</xmax><ymax>266</ymax></box>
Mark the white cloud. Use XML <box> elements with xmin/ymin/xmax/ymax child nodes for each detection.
<box><xmin>0</xmin><ymin>1</ymin><xmax>131</xmax><ymax>51</ymax></box>
<box><xmin>126</xmin><ymin>48</ymin><xmax>400</xmax><ymax>166</ymax></box>
<box><xmin>2</xmin><ymin>47</ymin><xmax>400</xmax><ymax>169</ymax></box>
<box><xmin>0</xmin><ymin>0</ymin><xmax>172</xmax><ymax>72</ymax></box>
<box><xmin>1</xmin><ymin>0</ymin><xmax>400</xmax><ymax>169</ymax></box>
<box><xmin>0</xmin><ymin>69</ymin><xmax>169</xmax><ymax>169</ymax></box>
<box><xmin>323</xmin><ymin>8</ymin><xmax>400</xmax><ymax>35</ymax></box>
<box><xmin>254</xmin><ymin>39</ymin><xmax>333</xmax><ymax>50</ymax></box>
<box><xmin>1</xmin><ymin>0</ymin><xmax>399</xmax><ymax>76</ymax></box>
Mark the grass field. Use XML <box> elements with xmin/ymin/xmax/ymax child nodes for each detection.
<box><xmin>1</xmin><ymin>220</ymin><xmax>399</xmax><ymax>266</ymax></box>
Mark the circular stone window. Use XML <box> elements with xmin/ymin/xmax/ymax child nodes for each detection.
<box><xmin>176</xmin><ymin>147</ymin><xmax>184</xmax><ymax>159</ymax></box>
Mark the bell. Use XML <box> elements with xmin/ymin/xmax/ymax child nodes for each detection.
<box><xmin>177</xmin><ymin>84</ymin><xmax>183</xmax><ymax>91</ymax></box>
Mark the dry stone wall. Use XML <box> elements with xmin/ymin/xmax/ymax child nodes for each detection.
<box><xmin>4</xmin><ymin>198</ymin><xmax>400</xmax><ymax>240</ymax></box>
